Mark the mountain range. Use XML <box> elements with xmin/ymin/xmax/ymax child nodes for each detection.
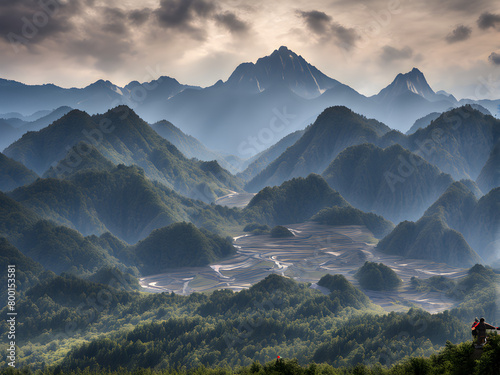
<box><xmin>3</xmin><ymin>107</ymin><xmax>243</xmax><ymax>203</ymax></box>
<box><xmin>1</xmin><ymin>103</ymin><xmax>498</xmax><ymax>270</ymax></box>
<box><xmin>1</xmin><ymin>47</ymin><xmax>498</xmax><ymax>156</ymax></box>
<box><xmin>245</xmin><ymin>105</ymin><xmax>500</xmax><ymax>197</ymax></box>
<box><xmin>0</xmin><ymin>49</ymin><xmax>499</xmax><ymax>275</ymax></box>
<box><xmin>3</xmin><ymin>43</ymin><xmax>500</xmax><ymax>375</ymax></box>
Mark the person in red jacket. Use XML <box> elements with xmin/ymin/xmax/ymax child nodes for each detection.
<box><xmin>471</xmin><ymin>317</ymin><xmax>479</xmax><ymax>344</ymax></box>
<box><xmin>472</xmin><ymin>317</ymin><xmax>498</xmax><ymax>347</ymax></box>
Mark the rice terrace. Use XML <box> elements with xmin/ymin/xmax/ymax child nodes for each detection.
<box><xmin>140</xmin><ymin>221</ymin><xmax>466</xmax><ymax>313</ymax></box>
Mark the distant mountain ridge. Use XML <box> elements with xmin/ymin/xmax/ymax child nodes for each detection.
<box><xmin>237</xmin><ymin>129</ymin><xmax>305</xmax><ymax>181</ymax></box>
<box><xmin>0</xmin><ymin>76</ymin><xmax>196</xmax><ymax>116</ymax></box>
<box><xmin>1</xmin><ymin>47</ymin><xmax>498</xmax><ymax>155</ymax></box>
<box><xmin>0</xmin><ymin>106</ymin><xmax>73</xmax><ymax>152</ymax></box>
<box><xmin>376</xmin><ymin>68</ymin><xmax>442</xmax><ymax>103</ymax></box>
<box><xmin>150</xmin><ymin>120</ymin><xmax>243</xmax><ymax>174</ymax></box>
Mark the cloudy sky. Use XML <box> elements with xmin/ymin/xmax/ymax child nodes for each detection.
<box><xmin>1</xmin><ymin>0</ymin><xmax>500</xmax><ymax>99</ymax></box>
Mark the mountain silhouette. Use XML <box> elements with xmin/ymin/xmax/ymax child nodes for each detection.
<box><xmin>1</xmin><ymin>49</ymin><xmax>499</xmax><ymax>155</ymax></box>
<box><xmin>225</xmin><ymin>46</ymin><xmax>343</xmax><ymax>98</ymax></box>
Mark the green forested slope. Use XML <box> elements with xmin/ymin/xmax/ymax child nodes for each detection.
<box><xmin>4</xmin><ymin>106</ymin><xmax>242</xmax><ymax>202</ymax></box>
<box><xmin>0</xmin><ymin>152</ymin><xmax>38</xmax><ymax>192</ymax></box>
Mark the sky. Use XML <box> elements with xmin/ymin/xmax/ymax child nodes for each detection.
<box><xmin>1</xmin><ymin>0</ymin><xmax>500</xmax><ymax>100</ymax></box>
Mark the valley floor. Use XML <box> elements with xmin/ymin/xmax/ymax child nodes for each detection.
<box><xmin>139</xmin><ymin>222</ymin><xmax>467</xmax><ymax>313</ymax></box>
<box><xmin>214</xmin><ymin>190</ymin><xmax>256</xmax><ymax>208</ymax></box>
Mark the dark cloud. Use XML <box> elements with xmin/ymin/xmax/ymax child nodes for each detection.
<box><xmin>332</xmin><ymin>24</ymin><xmax>359</xmax><ymax>50</ymax></box>
<box><xmin>446</xmin><ymin>25</ymin><xmax>472</xmax><ymax>43</ymax></box>
<box><xmin>129</xmin><ymin>9</ymin><xmax>151</xmax><ymax>25</ymax></box>
<box><xmin>297</xmin><ymin>10</ymin><xmax>359</xmax><ymax>50</ymax></box>
<box><xmin>489</xmin><ymin>52</ymin><xmax>500</xmax><ymax>65</ymax></box>
<box><xmin>297</xmin><ymin>10</ymin><xmax>332</xmax><ymax>34</ymax></box>
<box><xmin>155</xmin><ymin>0</ymin><xmax>215</xmax><ymax>30</ymax></box>
<box><xmin>214</xmin><ymin>12</ymin><xmax>249</xmax><ymax>34</ymax></box>
<box><xmin>477</xmin><ymin>12</ymin><xmax>500</xmax><ymax>30</ymax></box>
<box><xmin>101</xmin><ymin>7</ymin><xmax>128</xmax><ymax>35</ymax></box>
<box><xmin>0</xmin><ymin>0</ymin><xmax>77</xmax><ymax>47</ymax></box>
<box><xmin>380</xmin><ymin>45</ymin><xmax>413</xmax><ymax>62</ymax></box>
<box><xmin>154</xmin><ymin>0</ymin><xmax>250</xmax><ymax>38</ymax></box>
<box><xmin>103</xmin><ymin>7</ymin><xmax>127</xmax><ymax>19</ymax></box>
<box><xmin>101</xmin><ymin>23</ymin><xmax>128</xmax><ymax>35</ymax></box>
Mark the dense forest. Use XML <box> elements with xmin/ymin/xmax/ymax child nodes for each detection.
<box><xmin>0</xmin><ymin>265</ymin><xmax>497</xmax><ymax>372</ymax></box>
<box><xmin>1</xmin><ymin>337</ymin><xmax>500</xmax><ymax>374</ymax></box>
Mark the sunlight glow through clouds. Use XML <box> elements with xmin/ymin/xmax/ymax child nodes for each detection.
<box><xmin>0</xmin><ymin>0</ymin><xmax>498</xmax><ymax>99</ymax></box>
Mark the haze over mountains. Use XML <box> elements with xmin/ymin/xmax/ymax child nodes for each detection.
<box><xmin>245</xmin><ymin>105</ymin><xmax>500</xmax><ymax>197</ymax></box>
<box><xmin>2</xmin><ymin>45</ymin><xmax>500</xmax><ymax>373</ymax></box>
<box><xmin>3</xmin><ymin>107</ymin><xmax>243</xmax><ymax>203</ymax></box>
<box><xmin>0</xmin><ymin>50</ymin><xmax>499</xmax><ymax>283</ymax></box>
<box><xmin>2</xmin><ymin>47</ymin><xmax>499</xmax><ymax>156</ymax></box>
<box><xmin>0</xmin><ymin>103</ymin><xmax>498</xmax><ymax>268</ymax></box>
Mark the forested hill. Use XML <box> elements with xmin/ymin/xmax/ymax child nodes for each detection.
<box><xmin>376</xmin><ymin>183</ymin><xmax>499</xmax><ymax>265</ymax></box>
<box><xmin>243</xmin><ymin>174</ymin><xmax>349</xmax><ymax>225</ymax></box>
<box><xmin>245</xmin><ymin>106</ymin><xmax>390</xmax><ymax>192</ymax></box>
<box><xmin>0</xmin><ymin>264</ymin><xmax>497</xmax><ymax>371</ymax></box>
<box><xmin>0</xmin><ymin>152</ymin><xmax>38</xmax><ymax>192</ymax></box>
<box><xmin>3</xmin><ymin>106</ymin><xmax>243</xmax><ymax>203</ymax></box>
<box><xmin>8</xmin><ymin>164</ymin><xmax>241</xmax><ymax>243</ymax></box>
<box><xmin>322</xmin><ymin>143</ymin><xmax>453</xmax><ymax>223</ymax></box>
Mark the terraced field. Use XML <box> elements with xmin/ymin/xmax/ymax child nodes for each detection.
<box><xmin>139</xmin><ymin>222</ymin><xmax>468</xmax><ymax>313</ymax></box>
